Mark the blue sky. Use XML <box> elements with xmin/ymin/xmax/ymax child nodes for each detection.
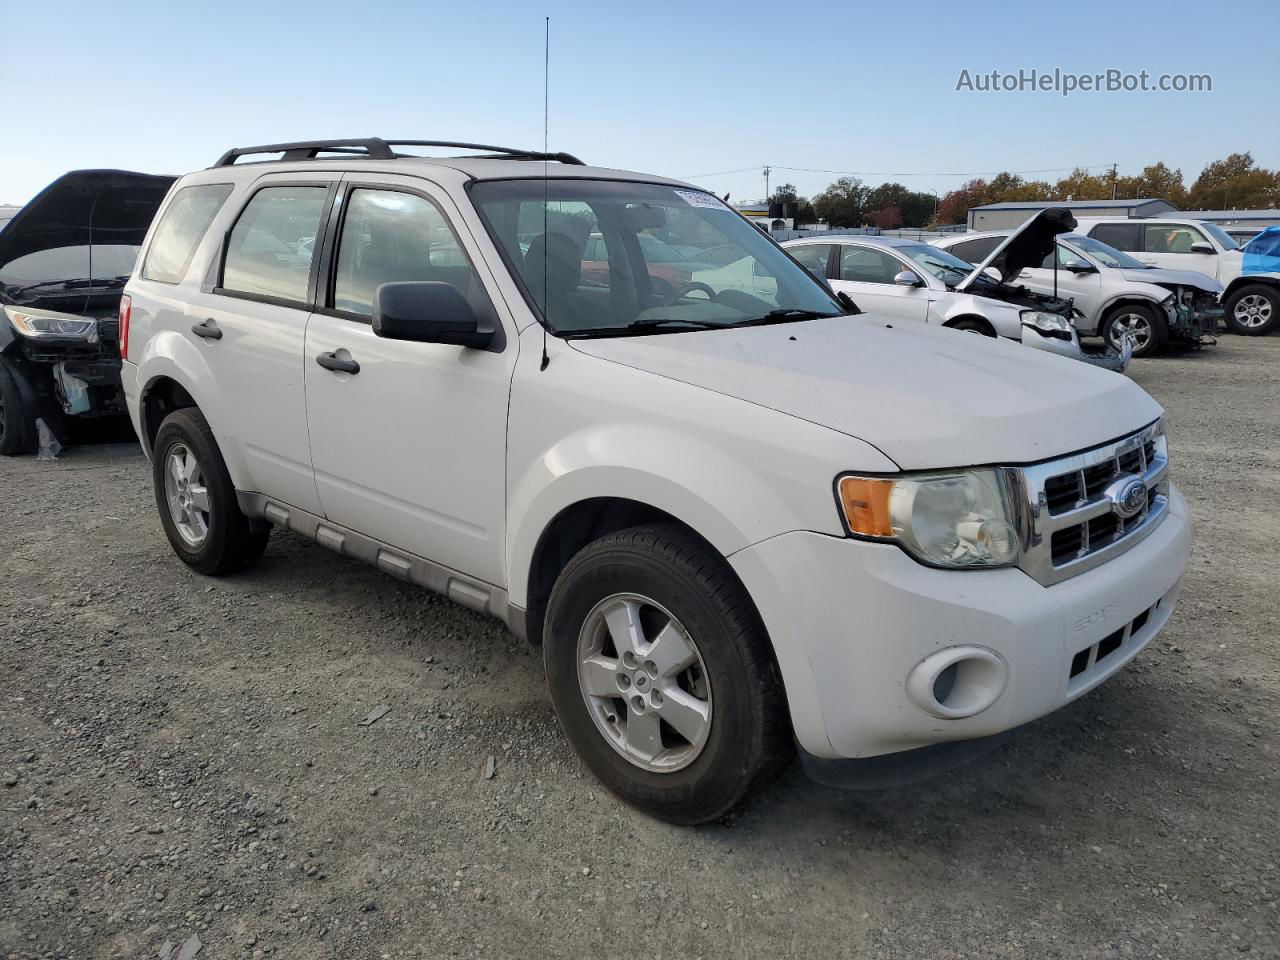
<box><xmin>2</xmin><ymin>0</ymin><xmax>1273</xmax><ymax>204</ymax></box>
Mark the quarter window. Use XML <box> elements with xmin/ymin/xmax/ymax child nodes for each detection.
<box><xmin>839</xmin><ymin>246</ymin><xmax>907</xmax><ymax>284</ymax></box>
<box><xmin>142</xmin><ymin>184</ymin><xmax>233</xmax><ymax>284</ymax></box>
<box><xmin>332</xmin><ymin>189</ymin><xmax>485</xmax><ymax>318</ymax></box>
<box><xmin>221</xmin><ymin>186</ymin><xmax>328</xmax><ymax>303</ymax></box>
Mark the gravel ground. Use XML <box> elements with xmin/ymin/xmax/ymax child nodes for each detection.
<box><xmin>2</xmin><ymin>336</ymin><xmax>1278</xmax><ymax>960</ymax></box>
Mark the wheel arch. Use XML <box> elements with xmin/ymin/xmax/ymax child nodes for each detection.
<box><xmin>1223</xmin><ymin>275</ymin><xmax>1280</xmax><ymax>300</ymax></box>
<box><xmin>942</xmin><ymin>313</ymin><xmax>997</xmax><ymax>337</ymax></box>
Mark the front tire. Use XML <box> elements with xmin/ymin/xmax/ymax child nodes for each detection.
<box><xmin>543</xmin><ymin>524</ymin><xmax>791</xmax><ymax>825</ymax></box>
<box><xmin>1224</xmin><ymin>284</ymin><xmax>1279</xmax><ymax>335</ymax></box>
<box><xmin>152</xmin><ymin>408</ymin><xmax>269</xmax><ymax>575</ymax></box>
<box><xmin>1103</xmin><ymin>303</ymin><xmax>1166</xmax><ymax>358</ymax></box>
<box><xmin>0</xmin><ymin>358</ymin><xmax>36</xmax><ymax>456</ymax></box>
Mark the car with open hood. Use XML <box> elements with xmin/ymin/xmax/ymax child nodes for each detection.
<box><xmin>783</xmin><ymin>209</ymin><xmax>1128</xmax><ymax>371</ymax></box>
<box><xmin>121</xmin><ymin>138</ymin><xmax>1188</xmax><ymax>824</ymax></box>
<box><xmin>0</xmin><ymin>169</ymin><xmax>175</xmax><ymax>454</ymax></box>
<box><xmin>934</xmin><ymin>228</ymin><xmax>1224</xmax><ymax>357</ymax></box>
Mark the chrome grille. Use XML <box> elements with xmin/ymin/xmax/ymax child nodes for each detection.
<box><xmin>1008</xmin><ymin>421</ymin><xmax>1169</xmax><ymax>586</ymax></box>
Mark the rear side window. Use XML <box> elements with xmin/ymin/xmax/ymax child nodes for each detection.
<box><xmin>948</xmin><ymin>236</ymin><xmax>1003</xmax><ymax>263</ymax></box>
<box><xmin>1090</xmin><ymin>222</ymin><xmax>1141</xmax><ymax>252</ymax></box>
<box><xmin>788</xmin><ymin>243</ymin><xmax>832</xmax><ymax>277</ymax></box>
<box><xmin>839</xmin><ymin>246</ymin><xmax>906</xmax><ymax>284</ymax></box>
<box><xmin>141</xmin><ymin>184</ymin><xmax>233</xmax><ymax>284</ymax></box>
<box><xmin>221</xmin><ymin>186</ymin><xmax>328</xmax><ymax>303</ymax></box>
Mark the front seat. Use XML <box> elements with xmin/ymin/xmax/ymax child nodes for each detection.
<box><xmin>524</xmin><ymin>233</ymin><xmax>594</xmax><ymax>331</ymax></box>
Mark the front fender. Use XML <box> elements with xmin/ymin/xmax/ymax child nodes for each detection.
<box><xmin>506</xmin><ymin>423</ymin><xmax>853</xmax><ymax>607</ymax></box>
<box><xmin>936</xmin><ymin>294</ymin><xmax>1022</xmax><ymax>338</ymax></box>
<box><xmin>135</xmin><ymin>330</ymin><xmax>248</xmax><ymax>486</ymax></box>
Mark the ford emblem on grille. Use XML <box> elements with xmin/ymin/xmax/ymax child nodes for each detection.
<box><xmin>1109</xmin><ymin>476</ymin><xmax>1148</xmax><ymax>520</ymax></box>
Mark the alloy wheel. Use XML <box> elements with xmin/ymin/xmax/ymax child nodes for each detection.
<box><xmin>164</xmin><ymin>442</ymin><xmax>212</xmax><ymax>547</ymax></box>
<box><xmin>1234</xmin><ymin>294</ymin><xmax>1272</xmax><ymax>329</ymax></box>
<box><xmin>576</xmin><ymin>593</ymin><xmax>713</xmax><ymax>773</ymax></box>
<box><xmin>1110</xmin><ymin>312</ymin><xmax>1152</xmax><ymax>351</ymax></box>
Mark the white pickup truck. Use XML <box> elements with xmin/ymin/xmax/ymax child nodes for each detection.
<box><xmin>119</xmin><ymin>138</ymin><xmax>1191</xmax><ymax>824</ymax></box>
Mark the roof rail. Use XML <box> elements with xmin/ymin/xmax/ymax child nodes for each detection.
<box><xmin>212</xmin><ymin>138</ymin><xmax>584</xmax><ymax>168</ymax></box>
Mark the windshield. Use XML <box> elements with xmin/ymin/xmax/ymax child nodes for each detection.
<box><xmin>1199</xmin><ymin>222</ymin><xmax>1239</xmax><ymax>251</ymax></box>
<box><xmin>897</xmin><ymin>243</ymin><xmax>975</xmax><ymax>283</ymax></box>
<box><xmin>1063</xmin><ymin>235</ymin><xmax>1147</xmax><ymax>270</ymax></box>
<box><xmin>470</xmin><ymin>179</ymin><xmax>841</xmax><ymax>336</ymax></box>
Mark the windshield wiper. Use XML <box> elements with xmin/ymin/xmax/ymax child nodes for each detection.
<box><xmin>10</xmin><ymin>276</ymin><xmax>129</xmax><ymax>295</ymax></box>
<box><xmin>735</xmin><ymin>308</ymin><xmax>839</xmax><ymax>327</ymax></box>
<box><xmin>560</xmin><ymin>318</ymin><xmax>727</xmax><ymax>339</ymax></box>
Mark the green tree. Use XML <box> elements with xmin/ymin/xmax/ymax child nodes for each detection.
<box><xmin>1052</xmin><ymin>168</ymin><xmax>1113</xmax><ymax>201</ymax></box>
<box><xmin>1188</xmin><ymin>153</ymin><xmax>1280</xmax><ymax>209</ymax></box>
<box><xmin>812</xmin><ymin>177</ymin><xmax>869</xmax><ymax>227</ymax></box>
<box><xmin>769</xmin><ymin>183</ymin><xmax>816</xmax><ymax>224</ymax></box>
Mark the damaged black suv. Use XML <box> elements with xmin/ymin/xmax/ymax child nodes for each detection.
<box><xmin>0</xmin><ymin>169</ymin><xmax>174</xmax><ymax>454</ymax></box>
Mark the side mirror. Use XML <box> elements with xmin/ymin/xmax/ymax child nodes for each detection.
<box><xmin>1189</xmin><ymin>241</ymin><xmax>1214</xmax><ymax>255</ymax></box>
<box><xmin>1063</xmin><ymin>260</ymin><xmax>1096</xmax><ymax>273</ymax></box>
<box><xmin>893</xmin><ymin>270</ymin><xmax>922</xmax><ymax>287</ymax></box>
<box><xmin>373</xmin><ymin>282</ymin><xmax>493</xmax><ymax>348</ymax></box>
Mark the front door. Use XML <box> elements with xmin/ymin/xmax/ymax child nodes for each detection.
<box><xmin>1139</xmin><ymin>223</ymin><xmax>1218</xmax><ymax>275</ymax></box>
<box><xmin>1016</xmin><ymin>243</ymin><xmax>1104</xmax><ymax>333</ymax></box>
<box><xmin>302</xmin><ymin>177</ymin><xmax>515</xmax><ymax>586</ymax></box>
<box><xmin>829</xmin><ymin>244</ymin><xmax>930</xmax><ymax>323</ymax></box>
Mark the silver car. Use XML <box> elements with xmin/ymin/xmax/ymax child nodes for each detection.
<box><xmin>784</xmin><ymin>209</ymin><xmax>1128</xmax><ymax>371</ymax></box>
<box><xmin>935</xmin><ymin>229</ymin><xmax>1224</xmax><ymax>357</ymax></box>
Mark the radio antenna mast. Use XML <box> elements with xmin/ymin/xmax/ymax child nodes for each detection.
<box><xmin>539</xmin><ymin>15</ymin><xmax>551</xmax><ymax>371</ymax></box>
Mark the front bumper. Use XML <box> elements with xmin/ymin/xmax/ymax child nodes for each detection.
<box><xmin>1022</xmin><ymin>324</ymin><xmax>1130</xmax><ymax>372</ymax></box>
<box><xmin>729</xmin><ymin>483</ymin><xmax>1190</xmax><ymax>761</ymax></box>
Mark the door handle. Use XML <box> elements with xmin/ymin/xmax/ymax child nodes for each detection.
<box><xmin>191</xmin><ymin>318</ymin><xmax>222</xmax><ymax>340</ymax></box>
<box><xmin>316</xmin><ymin>351</ymin><xmax>360</xmax><ymax>375</ymax></box>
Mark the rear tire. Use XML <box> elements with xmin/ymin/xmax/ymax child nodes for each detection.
<box><xmin>1103</xmin><ymin>303</ymin><xmax>1166</xmax><ymax>358</ymax></box>
<box><xmin>152</xmin><ymin>408</ymin><xmax>269</xmax><ymax>575</ymax></box>
<box><xmin>0</xmin><ymin>358</ymin><xmax>36</xmax><ymax>456</ymax></box>
<box><xmin>543</xmin><ymin>523</ymin><xmax>791</xmax><ymax>825</ymax></box>
<box><xmin>1224</xmin><ymin>284</ymin><xmax>1279</xmax><ymax>335</ymax></box>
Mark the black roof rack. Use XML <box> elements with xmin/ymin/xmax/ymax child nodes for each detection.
<box><xmin>213</xmin><ymin>138</ymin><xmax>585</xmax><ymax>168</ymax></box>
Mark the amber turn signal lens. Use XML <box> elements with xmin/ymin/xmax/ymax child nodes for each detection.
<box><xmin>837</xmin><ymin>476</ymin><xmax>895</xmax><ymax>538</ymax></box>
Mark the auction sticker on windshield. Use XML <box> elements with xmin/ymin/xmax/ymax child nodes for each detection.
<box><xmin>674</xmin><ymin>189</ymin><xmax>726</xmax><ymax>209</ymax></box>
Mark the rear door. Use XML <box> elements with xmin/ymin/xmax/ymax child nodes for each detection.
<box><xmin>829</xmin><ymin>243</ymin><xmax>929</xmax><ymax>323</ymax></box>
<box><xmin>786</xmin><ymin>242</ymin><xmax>834</xmax><ymax>281</ymax></box>
<box><xmin>302</xmin><ymin>175</ymin><xmax>515</xmax><ymax>585</ymax></box>
<box><xmin>183</xmin><ymin>174</ymin><xmax>333</xmax><ymax>514</ymax></box>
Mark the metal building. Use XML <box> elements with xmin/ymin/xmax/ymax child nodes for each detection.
<box><xmin>966</xmin><ymin>198</ymin><xmax>1177</xmax><ymax>231</ymax></box>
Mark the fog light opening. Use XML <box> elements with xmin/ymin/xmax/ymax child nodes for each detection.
<box><xmin>906</xmin><ymin>647</ymin><xmax>1008</xmax><ymax>720</ymax></box>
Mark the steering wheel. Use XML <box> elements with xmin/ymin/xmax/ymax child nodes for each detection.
<box><xmin>663</xmin><ymin>281</ymin><xmax>717</xmax><ymax>306</ymax></box>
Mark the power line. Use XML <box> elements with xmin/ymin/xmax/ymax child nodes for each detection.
<box><xmin>679</xmin><ymin>162</ymin><xmax>1118</xmax><ymax>180</ymax></box>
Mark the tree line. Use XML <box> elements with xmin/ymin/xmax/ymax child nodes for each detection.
<box><xmin>767</xmin><ymin>152</ymin><xmax>1280</xmax><ymax>229</ymax></box>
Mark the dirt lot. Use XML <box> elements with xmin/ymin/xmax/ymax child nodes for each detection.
<box><xmin>2</xmin><ymin>336</ymin><xmax>1278</xmax><ymax>960</ymax></box>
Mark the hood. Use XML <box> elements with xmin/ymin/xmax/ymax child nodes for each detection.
<box><xmin>0</xmin><ymin>169</ymin><xmax>175</xmax><ymax>304</ymax></box>
<box><xmin>957</xmin><ymin>208</ymin><xmax>1077</xmax><ymax>291</ymax></box>
<box><xmin>1116</xmin><ymin>267</ymin><xmax>1224</xmax><ymax>294</ymax></box>
<box><xmin>569</xmin><ymin>316</ymin><xmax>1161</xmax><ymax>470</ymax></box>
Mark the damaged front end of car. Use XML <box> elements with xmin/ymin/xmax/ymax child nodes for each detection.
<box><xmin>1155</xmin><ymin>284</ymin><xmax>1224</xmax><ymax>343</ymax></box>
<box><xmin>955</xmin><ymin>208</ymin><xmax>1130</xmax><ymax>373</ymax></box>
<box><xmin>0</xmin><ymin>170</ymin><xmax>174</xmax><ymax>453</ymax></box>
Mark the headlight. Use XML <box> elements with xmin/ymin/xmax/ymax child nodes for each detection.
<box><xmin>4</xmin><ymin>305</ymin><xmax>98</xmax><ymax>341</ymax></box>
<box><xmin>1020</xmin><ymin>310</ymin><xmax>1072</xmax><ymax>334</ymax></box>
<box><xmin>837</xmin><ymin>469</ymin><xmax>1019</xmax><ymax>568</ymax></box>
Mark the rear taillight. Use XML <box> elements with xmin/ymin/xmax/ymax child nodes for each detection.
<box><xmin>118</xmin><ymin>295</ymin><xmax>132</xmax><ymax>360</ymax></box>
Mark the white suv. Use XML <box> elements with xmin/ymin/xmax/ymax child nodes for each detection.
<box><xmin>121</xmin><ymin>138</ymin><xmax>1191</xmax><ymax>824</ymax></box>
<box><xmin>1075</xmin><ymin>216</ymin><xmax>1279</xmax><ymax>336</ymax></box>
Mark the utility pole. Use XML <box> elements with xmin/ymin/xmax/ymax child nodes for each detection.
<box><xmin>1110</xmin><ymin>163</ymin><xmax>1118</xmax><ymax>199</ymax></box>
<box><xmin>763</xmin><ymin>165</ymin><xmax>771</xmax><ymax>203</ymax></box>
